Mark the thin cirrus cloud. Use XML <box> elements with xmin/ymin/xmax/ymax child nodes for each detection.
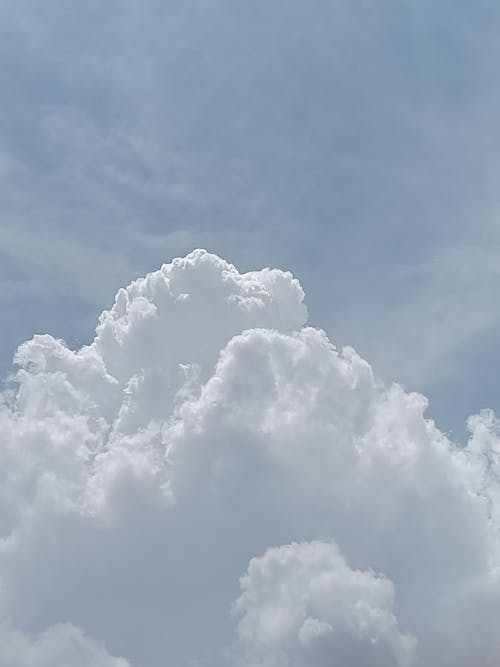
<box><xmin>0</xmin><ymin>250</ymin><xmax>499</xmax><ymax>666</ymax></box>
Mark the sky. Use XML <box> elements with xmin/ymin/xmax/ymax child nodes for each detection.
<box><xmin>2</xmin><ymin>2</ymin><xmax>500</xmax><ymax>666</ymax></box>
<box><xmin>3</xmin><ymin>0</ymin><xmax>500</xmax><ymax>437</ymax></box>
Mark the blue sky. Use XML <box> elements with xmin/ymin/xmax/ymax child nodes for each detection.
<box><xmin>3</xmin><ymin>0</ymin><xmax>500</xmax><ymax>437</ymax></box>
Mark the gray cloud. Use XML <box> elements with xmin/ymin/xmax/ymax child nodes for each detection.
<box><xmin>0</xmin><ymin>623</ymin><xmax>130</xmax><ymax>667</ymax></box>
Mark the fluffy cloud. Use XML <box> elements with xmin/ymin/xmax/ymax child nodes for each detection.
<box><xmin>0</xmin><ymin>250</ymin><xmax>499</xmax><ymax>666</ymax></box>
<box><xmin>233</xmin><ymin>541</ymin><xmax>416</xmax><ymax>667</ymax></box>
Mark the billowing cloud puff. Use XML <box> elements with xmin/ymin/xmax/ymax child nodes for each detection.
<box><xmin>0</xmin><ymin>250</ymin><xmax>500</xmax><ymax>666</ymax></box>
<box><xmin>233</xmin><ymin>541</ymin><xmax>416</xmax><ymax>667</ymax></box>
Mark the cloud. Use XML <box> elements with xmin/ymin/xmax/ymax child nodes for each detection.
<box><xmin>0</xmin><ymin>623</ymin><xmax>130</xmax><ymax>667</ymax></box>
<box><xmin>233</xmin><ymin>541</ymin><xmax>416</xmax><ymax>667</ymax></box>
<box><xmin>0</xmin><ymin>250</ymin><xmax>500</xmax><ymax>666</ymax></box>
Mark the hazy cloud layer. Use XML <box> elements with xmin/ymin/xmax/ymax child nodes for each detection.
<box><xmin>1</xmin><ymin>251</ymin><xmax>500</xmax><ymax>666</ymax></box>
<box><xmin>0</xmin><ymin>624</ymin><xmax>130</xmax><ymax>667</ymax></box>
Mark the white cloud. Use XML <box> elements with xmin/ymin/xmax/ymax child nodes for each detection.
<box><xmin>233</xmin><ymin>541</ymin><xmax>416</xmax><ymax>667</ymax></box>
<box><xmin>0</xmin><ymin>250</ymin><xmax>500</xmax><ymax>666</ymax></box>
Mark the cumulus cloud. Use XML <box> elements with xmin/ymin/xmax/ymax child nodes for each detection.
<box><xmin>0</xmin><ymin>250</ymin><xmax>499</xmax><ymax>666</ymax></box>
<box><xmin>233</xmin><ymin>541</ymin><xmax>416</xmax><ymax>667</ymax></box>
